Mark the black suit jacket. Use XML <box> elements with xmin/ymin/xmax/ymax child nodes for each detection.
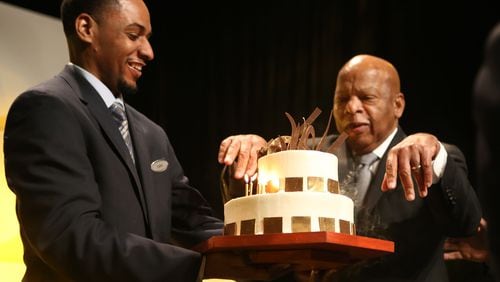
<box><xmin>320</xmin><ymin>128</ymin><xmax>482</xmax><ymax>282</ymax></box>
<box><xmin>4</xmin><ymin>65</ymin><xmax>223</xmax><ymax>281</ymax></box>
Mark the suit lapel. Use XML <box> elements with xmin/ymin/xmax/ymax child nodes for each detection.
<box><xmin>362</xmin><ymin>128</ymin><xmax>407</xmax><ymax>210</ymax></box>
<box><xmin>59</xmin><ymin>66</ymin><xmax>150</xmax><ymax>228</ymax></box>
<box><xmin>126</xmin><ymin>108</ymin><xmax>156</xmax><ymax>236</ymax></box>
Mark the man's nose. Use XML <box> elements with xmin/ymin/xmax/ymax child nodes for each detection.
<box><xmin>344</xmin><ymin>96</ymin><xmax>363</xmax><ymax>114</ymax></box>
<box><xmin>140</xmin><ymin>39</ymin><xmax>154</xmax><ymax>61</ymax></box>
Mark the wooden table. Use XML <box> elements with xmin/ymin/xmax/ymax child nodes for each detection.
<box><xmin>193</xmin><ymin>232</ymin><xmax>394</xmax><ymax>281</ymax></box>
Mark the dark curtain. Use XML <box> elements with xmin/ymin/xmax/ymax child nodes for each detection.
<box><xmin>129</xmin><ymin>0</ymin><xmax>500</xmax><ymax>220</ymax></box>
<box><xmin>4</xmin><ymin>0</ymin><xmax>498</xmax><ymax>280</ymax></box>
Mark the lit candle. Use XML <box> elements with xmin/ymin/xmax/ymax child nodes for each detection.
<box><xmin>249</xmin><ymin>173</ymin><xmax>258</xmax><ymax>196</ymax></box>
<box><xmin>244</xmin><ymin>174</ymin><xmax>249</xmax><ymax>196</ymax></box>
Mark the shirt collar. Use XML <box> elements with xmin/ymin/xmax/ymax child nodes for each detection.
<box><xmin>372</xmin><ymin>127</ymin><xmax>398</xmax><ymax>159</ymax></box>
<box><xmin>69</xmin><ymin>62</ymin><xmax>124</xmax><ymax>108</ymax></box>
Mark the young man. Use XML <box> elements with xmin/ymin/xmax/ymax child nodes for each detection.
<box><xmin>3</xmin><ymin>0</ymin><xmax>222</xmax><ymax>281</ymax></box>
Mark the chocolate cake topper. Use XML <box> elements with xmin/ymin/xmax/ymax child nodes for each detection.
<box><xmin>220</xmin><ymin>107</ymin><xmax>349</xmax><ymax>202</ymax></box>
<box><xmin>259</xmin><ymin>107</ymin><xmax>348</xmax><ymax>156</ymax></box>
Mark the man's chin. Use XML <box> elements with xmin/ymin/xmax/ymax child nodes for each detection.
<box><xmin>346</xmin><ymin>130</ymin><xmax>366</xmax><ymax>141</ymax></box>
<box><xmin>118</xmin><ymin>80</ymin><xmax>138</xmax><ymax>96</ymax></box>
<box><xmin>347</xmin><ymin>136</ymin><xmax>373</xmax><ymax>153</ymax></box>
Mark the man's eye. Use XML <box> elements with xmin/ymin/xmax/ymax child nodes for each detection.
<box><xmin>127</xmin><ymin>33</ymin><xmax>139</xmax><ymax>41</ymax></box>
<box><xmin>336</xmin><ymin>97</ymin><xmax>348</xmax><ymax>104</ymax></box>
<box><xmin>361</xmin><ymin>95</ymin><xmax>377</xmax><ymax>101</ymax></box>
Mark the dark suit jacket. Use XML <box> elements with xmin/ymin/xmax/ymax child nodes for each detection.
<box><xmin>319</xmin><ymin>128</ymin><xmax>482</xmax><ymax>282</ymax></box>
<box><xmin>3</xmin><ymin>65</ymin><xmax>223</xmax><ymax>282</ymax></box>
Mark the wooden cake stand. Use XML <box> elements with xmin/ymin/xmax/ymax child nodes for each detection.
<box><xmin>193</xmin><ymin>231</ymin><xmax>394</xmax><ymax>281</ymax></box>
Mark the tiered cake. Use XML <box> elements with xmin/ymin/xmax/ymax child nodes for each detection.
<box><xmin>223</xmin><ymin>149</ymin><xmax>355</xmax><ymax>236</ymax></box>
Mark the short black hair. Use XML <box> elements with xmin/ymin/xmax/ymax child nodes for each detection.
<box><xmin>60</xmin><ymin>0</ymin><xmax>120</xmax><ymax>37</ymax></box>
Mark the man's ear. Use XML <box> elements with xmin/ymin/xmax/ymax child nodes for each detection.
<box><xmin>394</xmin><ymin>92</ymin><xmax>405</xmax><ymax>118</ymax></box>
<box><xmin>75</xmin><ymin>13</ymin><xmax>96</xmax><ymax>44</ymax></box>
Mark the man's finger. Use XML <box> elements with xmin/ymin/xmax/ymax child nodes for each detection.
<box><xmin>399</xmin><ymin>168</ymin><xmax>415</xmax><ymax>201</ymax></box>
<box><xmin>234</xmin><ymin>139</ymin><xmax>250</xmax><ymax>179</ymax></box>
<box><xmin>218</xmin><ymin>137</ymin><xmax>233</xmax><ymax>164</ymax></box>
<box><xmin>420</xmin><ymin>148</ymin><xmax>434</xmax><ymax>190</ymax></box>
<box><xmin>397</xmin><ymin>151</ymin><xmax>415</xmax><ymax>201</ymax></box>
<box><xmin>384</xmin><ymin>153</ymin><xmax>398</xmax><ymax>190</ymax></box>
<box><xmin>412</xmin><ymin>166</ymin><xmax>427</xmax><ymax>197</ymax></box>
<box><xmin>444</xmin><ymin>251</ymin><xmax>464</xmax><ymax>261</ymax></box>
<box><xmin>245</xmin><ymin>145</ymin><xmax>261</xmax><ymax>177</ymax></box>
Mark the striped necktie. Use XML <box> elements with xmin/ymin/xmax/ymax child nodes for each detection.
<box><xmin>109</xmin><ymin>101</ymin><xmax>135</xmax><ymax>163</ymax></box>
<box><xmin>353</xmin><ymin>152</ymin><xmax>378</xmax><ymax>207</ymax></box>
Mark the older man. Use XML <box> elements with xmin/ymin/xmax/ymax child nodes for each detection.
<box><xmin>218</xmin><ymin>54</ymin><xmax>481</xmax><ymax>281</ymax></box>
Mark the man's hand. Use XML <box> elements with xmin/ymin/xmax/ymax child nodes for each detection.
<box><xmin>444</xmin><ymin>218</ymin><xmax>489</xmax><ymax>263</ymax></box>
<box><xmin>381</xmin><ymin>133</ymin><xmax>440</xmax><ymax>201</ymax></box>
<box><xmin>218</xmin><ymin>134</ymin><xmax>267</xmax><ymax>179</ymax></box>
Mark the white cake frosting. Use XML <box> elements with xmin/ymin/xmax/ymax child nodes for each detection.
<box><xmin>224</xmin><ymin>150</ymin><xmax>355</xmax><ymax>235</ymax></box>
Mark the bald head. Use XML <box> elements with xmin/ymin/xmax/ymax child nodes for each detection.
<box><xmin>338</xmin><ymin>54</ymin><xmax>400</xmax><ymax>95</ymax></box>
<box><xmin>333</xmin><ymin>54</ymin><xmax>405</xmax><ymax>155</ymax></box>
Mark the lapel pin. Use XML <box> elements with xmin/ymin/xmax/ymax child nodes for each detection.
<box><xmin>151</xmin><ymin>159</ymin><xmax>168</xmax><ymax>172</ymax></box>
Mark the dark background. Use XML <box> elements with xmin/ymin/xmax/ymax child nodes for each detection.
<box><xmin>3</xmin><ymin>0</ymin><xmax>499</xmax><ymax>221</ymax></box>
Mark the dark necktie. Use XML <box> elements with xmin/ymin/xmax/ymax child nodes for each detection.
<box><xmin>109</xmin><ymin>101</ymin><xmax>135</xmax><ymax>163</ymax></box>
<box><xmin>353</xmin><ymin>152</ymin><xmax>378</xmax><ymax>207</ymax></box>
